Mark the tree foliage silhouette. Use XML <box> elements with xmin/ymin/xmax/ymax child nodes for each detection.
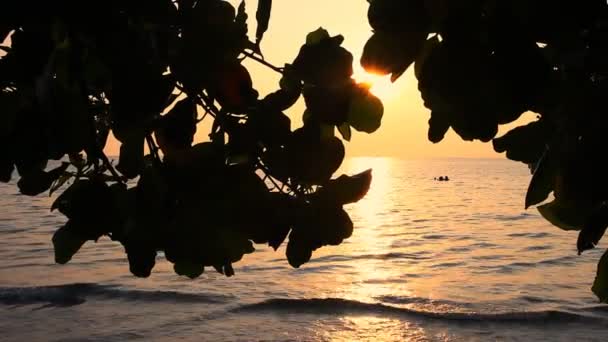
<box><xmin>2</xmin><ymin>0</ymin><xmax>608</xmax><ymax>302</ymax></box>
<box><xmin>0</xmin><ymin>0</ymin><xmax>379</xmax><ymax>279</ymax></box>
<box><xmin>361</xmin><ymin>0</ymin><xmax>608</xmax><ymax>302</ymax></box>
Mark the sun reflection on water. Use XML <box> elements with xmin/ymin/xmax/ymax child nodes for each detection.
<box><xmin>315</xmin><ymin>315</ymin><xmax>432</xmax><ymax>342</ymax></box>
<box><xmin>339</xmin><ymin>158</ymin><xmax>408</xmax><ymax>296</ymax></box>
<box><xmin>318</xmin><ymin>158</ymin><xmax>429</xmax><ymax>340</ymax></box>
<box><xmin>343</xmin><ymin>157</ymin><xmax>393</xmax><ymax>226</ymax></box>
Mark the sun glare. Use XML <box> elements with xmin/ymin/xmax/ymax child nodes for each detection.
<box><xmin>354</xmin><ymin>70</ymin><xmax>399</xmax><ymax>100</ymax></box>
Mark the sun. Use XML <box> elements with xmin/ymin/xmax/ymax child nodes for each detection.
<box><xmin>354</xmin><ymin>70</ymin><xmax>399</xmax><ymax>100</ymax></box>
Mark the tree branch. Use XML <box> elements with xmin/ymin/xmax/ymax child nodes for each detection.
<box><xmin>242</xmin><ymin>50</ymin><xmax>284</xmax><ymax>74</ymax></box>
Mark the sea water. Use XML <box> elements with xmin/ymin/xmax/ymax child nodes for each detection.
<box><xmin>1</xmin><ymin>158</ymin><xmax>607</xmax><ymax>341</ymax></box>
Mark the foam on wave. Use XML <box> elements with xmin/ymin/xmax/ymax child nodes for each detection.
<box><xmin>232</xmin><ymin>298</ymin><xmax>607</xmax><ymax>324</ymax></box>
<box><xmin>0</xmin><ymin>283</ymin><xmax>232</xmax><ymax>306</ymax></box>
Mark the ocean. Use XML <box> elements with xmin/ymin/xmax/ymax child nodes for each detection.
<box><xmin>1</xmin><ymin>158</ymin><xmax>607</xmax><ymax>341</ymax></box>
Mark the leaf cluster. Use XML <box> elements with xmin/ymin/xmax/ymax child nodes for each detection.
<box><xmin>361</xmin><ymin>0</ymin><xmax>608</xmax><ymax>301</ymax></box>
<box><xmin>0</xmin><ymin>0</ymin><xmax>380</xmax><ymax>277</ymax></box>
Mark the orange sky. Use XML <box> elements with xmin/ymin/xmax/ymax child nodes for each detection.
<box><xmin>218</xmin><ymin>0</ymin><xmax>533</xmax><ymax>159</ymax></box>
<box><xmin>0</xmin><ymin>1</ymin><xmax>532</xmax><ymax>158</ymax></box>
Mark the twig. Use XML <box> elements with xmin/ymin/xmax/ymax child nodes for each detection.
<box><xmin>146</xmin><ymin>134</ymin><xmax>162</xmax><ymax>165</ymax></box>
<box><xmin>256</xmin><ymin>160</ymin><xmax>301</xmax><ymax>196</ymax></box>
<box><xmin>242</xmin><ymin>50</ymin><xmax>284</xmax><ymax>74</ymax></box>
<box><xmin>100</xmin><ymin>152</ymin><xmax>125</xmax><ymax>184</ymax></box>
<box><xmin>174</xmin><ymin>84</ymin><xmax>218</xmax><ymax>119</ymax></box>
<box><xmin>197</xmin><ymin>109</ymin><xmax>210</xmax><ymax>123</ymax></box>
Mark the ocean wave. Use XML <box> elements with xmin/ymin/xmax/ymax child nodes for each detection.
<box><xmin>430</xmin><ymin>261</ymin><xmax>464</xmax><ymax>269</ymax></box>
<box><xmin>0</xmin><ymin>283</ymin><xmax>232</xmax><ymax>306</ymax></box>
<box><xmin>492</xmin><ymin>255</ymin><xmax>579</xmax><ymax>272</ymax></box>
<box><xmin>232</xmin><ymin>298</ymin><xmax>607</xmax><ymax>324</ymax></box>
<box><xmin>270</xmin><ymin>251</ymin><xmax>432</xmax><ymax>265</ymax></box>
<box><xmin>579</xmin><ymin>305</ymin><xmax>608</xmax><ymax>314</ymax></box>
<box><xmin>494</xmin><ymin>213</ymin><xmax>535</xmax><ymax>222</ymax></box>
<box><xmin>305</xmin><ymin>252</ymin><xmax>432</xmax><ymax>264</ymax></box>
<box><xmin>507</xmin><ymin>232</ymin><xmax>552</xmax><ymax>238</ymax></box>
<box><xmin>469</xmin><ymin>242</ymin><xmax>499</xmax><ymax>248</ymax></box>
<box><xmin>521</xmin><ymin>245</ymin><xmax>552</xmax><ymax>252</ymax></box>
<box><xmin>421</xmin><ymin>234</ymin><xmax>447</xmax><ymax>240</ymax></box>
<box><xmin>375</xmin><ymin>295</ymin><xmax>463</xmax><ymax>307</ymax></box>
<box><xmin>445</xmin><ymin>246</ymin><xmax>472</xmax><ymax>253</ymax></box>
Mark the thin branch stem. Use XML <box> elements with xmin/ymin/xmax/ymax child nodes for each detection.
<box><xmin>146</xmin><ymin>134</ymin><xmax>161</xmax><ymax>165</ymax></box>
<box><xmin>100</xmin><ymin>152</ymin><xmax>125</xmax><ymax>184</ymax></box>
<box><xmin>197</xmin><ymin>109</ymin><xmax>210</xmax><ymax>123</ymax></box>
<box><xmin>242</xmin><ymin>50</ymin><xmax>283</xmax><ymax>74</ymax></box>
<box><xmin>256</xmin><ymin>160</ymin><xmax>300</xmax><ymax>196</ymax></box>
<box><xmin>263</xmin><ymin>170</ymin><xmax>284</xmax><ymax>193</ymax></box>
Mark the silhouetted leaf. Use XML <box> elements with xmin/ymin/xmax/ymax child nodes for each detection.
<box><xmin>0</xmin><ymin>90</ymin><xmax>20</xmax><ymax>138</ymax></box>
<box><xmin>247</xmin><ymin>192</ymin><xmax>294</xmax><ymax>250</ymax></box>
<box><xmin>287</xmin><ymin>205</ymin><xmax>353</xmax><ymax>268</ymax></box>
<box><xmin>347</xmin><ymin>85</ymin><xmax>383</xmax><ymax>133</ymax></box>
<box><xmin>49</xmin><ymin>172</ymin><xmax>72</xmax><ymax>196</ymax></box>
<box><xmin>224</xmin><ymin>263</ymin><xmax>235</xmax><ymax>277</ymax></box>
<box><xmin>337</xmin><ymin>122</ymin><xmax>352</xmax><ymax>141</ymax></box>
<box><xmin>212</xmin><ymin>62</ymin><xmax>257</xmax><ymax>113</ymax></box>
<box><xmin>0</xmin><ymin>157</ymin><xmax>14</xmax><ymax>183</ymax></box>
<box><xmin>362</xmin><ymin>31</ymin><xmax>425</xmax><ymax>78</ymax></box>
<box><xmin>261</xmin><ymin>87</ymin><xmax>301</xmax><ymax>112</ymax></box>
<box><xmin>525</xmin><ymin>149</ymin><xmax>555</xmax><ymax>209</ymax></box>
<box><xmin>279</xmin><ymin>64</ymin><xmax>302</xmax><ymax>92</ymax></box>
<box><xmin>45</xmin><ymin>78</ymin><xmax>92</xmax><ymax>156</ymax></box>
<box><xmin>493</xmin><ymin>120</ymin><xmax>551</xmax><ymax>164</ymax></box>
<box><xmin>537</xmin><ymin>199</ymin><xmax>591</xmax><ymax>231</ymax></box>
<box><xmin>362</xmin><ymin>2</ymin><xmax>429</xmax><ymax>81</ymax></box>
<box><xmin>316</xmin><ymin>169</ymin><xmax>372</xmax><ymax>205</ymax></box>
<box><xmin>578</xmin><ymin>203</ymin><xmax>608</xmax><ymax>254</ymax></box>
<box><xmin>125</xmin><ymin>241</ymin><xmax>157</xmax><ymax>278</ymax></box>
<box><xmin>51</xmin><ymin>179</ymin><xmax>117</xmax><ymax>240</ymax></box>
<box><xmin>323</xmin><ymin>207</ymin><xmax>354</xmax><ymax>245</ymax></box>
<box><xmin>267</xmin><ymin>199</ymin><xmax>294</xmax><ymax>251</ymax></box>
<box><xmin>174</xmin><ymin>261</ymin><xmax>205</xmax><ymax>279</ymax></box>
<box><xmin>367</xmin><ymin>0</ymin><xmax>430</xmax><ymax>34</ymax></box>
<box><xmin>428</xmin><ymin>111</ymin><xmax>450</xmax><ymax>143</ymax></box>
<box><xmin>17</xmin><ymin>162</ymin><xmax>69</xmax><ymax>196</ymax></box>
<box><xmin>255</xmin><ymin>0</ymin><xmax>272</xmax><ymax>44</ymax></box>
<box><xmin>52</xmin><ymin>223</ymin><xmax>87</xmax><ymax>264</ymax></box>
<box><xmin>286</xmin><ymin>238</ymin><xmax>312</xmax><ymax>268</ymax></box>
<box><xmin>293</xmin><ymin>29</ymin><xmax>353</xmax><ymax>85</ymax></box>
<box><xmin>417</xmin><ymin>38</ymin><xmax>536</xmax><ymax>143</ymax></box>
<box><xmin>303</xmin><ymin>84</ymin><xmax>351</xmax><ymax>125</ymax></box>
<box><xmin>167</xmin><ymin>142</ymin><xmax>225</xmax><ymax>174</ymax></box>
<box><xmin>288</xmin><ymin>128</ymin><xmax>345</xmax><ymax>184</ymax></box>
<box><xmin>155</xmin><ymin>97</ymin><xmax>197</xmax><ymax>156</ymax></box>
<box><xmin>110</xmin><ymin>72</ymin><xmax>175</xmax><ymax>129</ymax></box>
<box><xmin>236</xmin><ymin>0</ymin><xmax>247</xmax><ymax>30</ymax></box>
<box><xmin>415</xmin><ymin>36</ymin><xmax>440</xmax><ymax>80</ymax></box>
<box><xmin>116</xmin><ymin>129</ymin><xmax>145</xmax><ymax>179</ymax></box>
<box><xmin>306</xmin><ymin>27</ymin><xmax>330</xmax><ymax>45</ymax></box>
<box><xmin>592</xmin><ymin>249</ymin><xmax>608</xmax><ymax>303</ymax></box>
<box><xmin>223</xmin><ymin>166</ymin><xmax>270</xmax><ymax>228</ymax></box>
<box><xmin>320</xmin><ymin>124</ymin><xmax>335</xmax><ymax>140</ymax></box>
<box><xmin>249</xmin><ymin>109</ymin><xmax>291</xmax><ymax>147</ymax></box>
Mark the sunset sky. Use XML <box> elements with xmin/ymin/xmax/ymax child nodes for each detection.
<box><xmin>102</xmin><ymin>0</ymin><xmax>533</xmax><ymax>158</ymax></box>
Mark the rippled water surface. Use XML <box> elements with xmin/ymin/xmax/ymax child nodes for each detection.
<box><xmin>1</xmin><ymin>158</ymin><xmax>607</xmax><ymax>341</ymax></box>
